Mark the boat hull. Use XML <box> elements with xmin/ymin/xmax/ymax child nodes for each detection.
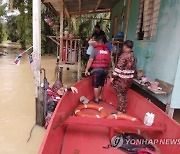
<box><xmin>39</xmin><ymin>77</ymin><xmax>180</xmax><ymax>154</ymax></box>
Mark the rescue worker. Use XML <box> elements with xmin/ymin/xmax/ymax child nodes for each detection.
<box><xmin>85</xmin><ymin>35</ymin><xmax>111</xmax><ymax>103</ymax></box>
<box><xmin>111</xmin><ymin>40</ymin><xmax>137</xmax><ymax>113</ymax></box>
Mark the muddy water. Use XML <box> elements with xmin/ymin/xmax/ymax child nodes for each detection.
<box><xmin>0</xmin><ymin>48</ymin><xmax>77</xmax><ymax>154</ymax></box>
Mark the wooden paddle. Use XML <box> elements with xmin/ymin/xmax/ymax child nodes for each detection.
<box><xmin>53</xmin><ymin>96</ymin><xmax>89</xmax><ymax>130</ymax></box>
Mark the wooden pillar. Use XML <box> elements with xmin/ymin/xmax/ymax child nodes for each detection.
<box><xmin>70</xmin><ymin>39</ymin><xmax>73</xmax><ymax>63</ymax></box>
<box><xmin>74</xmin><ymin>40</ymin><xmax>77</xmax><ymax>62</ymax></box>
<box><xmin>77</xmin><ymin>40</ymin><xmax>82</xmax><ymax>81</ymax></box>
<box><xmin>166</xmin><ymin>105</ymin><xmax>175</xmax><ymax>118</ymax></box>
<box><xmin>165</xmin><ymin>94</ymin><xmax>174</xmax><ymax>118</ymax></box>
<box><xmin>33</xmin><ymin>0</ymin><xmax>44</xmax><ymax>126</ymax></box>
<box><xmin>68</xmin><ymin>17</ymin><xmax>71</xmax><ymax>32</ymax></box>
<box><xmin>124</xmin><ymin>0</ymin><xmax>132</xmax><ymax>41</ymax></box>
<box><xmin>65</xmin><ymin>39</ymin><xmax>68</xmax><ymax>62</ymax></box>
<box><xmin>59</xmin><ymin>2</ymin><xmax>64</xmax><ymax>63</ymax></box>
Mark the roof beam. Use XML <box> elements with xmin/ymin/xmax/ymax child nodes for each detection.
<box><xmin>75</xmin><ymin>17</ymin><xmax>111</xmax><ymax>21</ymax></box>
<box><xmin>42</xmin><ymin>0</ymin><xmax>70</xmax><ymax>19</ymax></box>
<box><xmin>95</xmin><ymin>0</ymin><xmax>102</xmax><ymax>11</ymax></box>
<box><xmin>79</xmin><ymin>0</ymin><xmax>81</xmax><ymax>12</ymax></box>
<box><xmin>43</xmin><ymin>2</ymin><xmax>59</xmax><ymax>16</ymax></box>
<box><xmin>61</xmin><ymin>0</ymin><xmax>70</xmax><ymax>19</ymax></box>
<box><xmin>59</xmin><ymin>0</ymin><xmax>70</xmax><ymax>19</ymax></box>
<box><xmin>43</xmin><ymin>0</ymin><xmax>56</xmax><ymax>2</ymax></box>
<box><xmin>64</xmin><ymin>4</ymin><xmax>70</xmax><ymax>19</ymax></box>
<box><xmin>69</xmin><ymin>8</ymin><xmax>111</xmax><ymax>15</ymax></box>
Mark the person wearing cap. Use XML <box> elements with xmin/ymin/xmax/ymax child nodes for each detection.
<box><xmin>111</xmin><ymin>40</ymin><xmax>137</xmax><ymax>113</ymax></box>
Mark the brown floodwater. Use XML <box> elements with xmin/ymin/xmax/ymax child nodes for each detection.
<box><xmin>0</xmin><ymin>47</ymin><xmax>77</xmax><ymax>154</ymax></box>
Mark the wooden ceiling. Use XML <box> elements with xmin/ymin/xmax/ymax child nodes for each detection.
<box><xmin>43</xmin><ymin>0</ymin><xmax>120</xmax><ymax>16</ymax></box>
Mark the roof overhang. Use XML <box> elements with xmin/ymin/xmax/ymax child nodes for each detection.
<box><xmin>42</xmin><ymin>0</ymin><xmax>120</xmax><ymax>16</ymax></box>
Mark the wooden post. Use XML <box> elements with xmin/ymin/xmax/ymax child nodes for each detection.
<box><xmin>65</xmin><ymin>39</ymin><xmax>68</xmax><ymax>62</ymax></box>
<box><xmin>33</xmin><ymin>0</ymin><xmax>44</xmax><ymax>126</ymax></box>
<box><xmin>165</xmin><ymin>94</ymin><xmax>174</xmax><ymax>118</ymax></box>
<box><xmin>124</xmin><ymin>0</ymin><xmax>132</xmax><ymax>41</ymax></box>
<box><xmin>70</xmin><ymin>39</ymin><xmax>73</xmax><ymax>63</ymax></box>
<box><xmin>77</xmin><ymin>40</ymin><xmax>82</xmax><ymax>81</ymax></box>
<box><xmin>74</xmin><ymin>40</ymin><xmax>77</xmax><ymax>62</ymax></box>
<box><xmin>68</xmin><ymin>17</ymin><xmax>71</xmax><ymax>32</ymax></box>
<box><xmin>166</xmin><ymin>104</ymin><xmax>175</xmax><ymax>118</ymax></box>
<box><xmin>59</xmin><ymin>2</ymin><xmax>64</xmax><ymax>63</ymax></box>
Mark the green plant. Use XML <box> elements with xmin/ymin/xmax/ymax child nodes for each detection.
<box><xmin>70</xmin><ymin>13</ymin><xmax>111</xmax><ymax>39</ymax></box>
<box><xmin>0</xmin><ymin>4</ymin><xmax>6</xmax><ymax>43</ymax></box>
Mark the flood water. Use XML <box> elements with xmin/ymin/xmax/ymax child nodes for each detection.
<box><xmin>0</xmin><ymin>47</ymin><xmax>77</xmax><ymax>154</ymax></box>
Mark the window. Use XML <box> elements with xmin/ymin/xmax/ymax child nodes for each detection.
<box><xmin>136</xmin><ymin>0</ymin><xmax>161</xmax><ymax>40</ymax></box>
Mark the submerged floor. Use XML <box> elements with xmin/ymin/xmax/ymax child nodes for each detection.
<box><xmin>0</xmin><ymin>47</ymin><xmax>77</xmax><ymax>154</ymax></box>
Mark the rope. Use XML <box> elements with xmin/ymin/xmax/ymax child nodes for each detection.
<box><xmin>27</xmin><ymin>124</ymin><xmax>36</xmax><ymax>143</ymax></box>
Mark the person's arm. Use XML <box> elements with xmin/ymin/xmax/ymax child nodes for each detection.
<box><xmin>112</xmin><ymin>54</ymin><xmax>126</xmax><ymax>79</ymax></box>
<box><xmin>85</xmin><ymin>48</ymin><xmax>96</xmax><ymax>76</ymax></box>
<box><xmin>64</xmin><ymin>86</ymin><xmax>78</xmax><ymax>93</ymax></box>
<box><xmin>88</xmin><ymin>39</ymin><xmax>96</xmax><ymax>45</ymax></box>
<box><xmin>85</xmin><ymin>58</ymin><xmax>93</xmax><ymax>76</ymax></box>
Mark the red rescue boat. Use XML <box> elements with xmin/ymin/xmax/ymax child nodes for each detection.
<box><xmin>39</xmin><ymin>77</ymin><xmax>180</xmax><ymax>154</ymax></box>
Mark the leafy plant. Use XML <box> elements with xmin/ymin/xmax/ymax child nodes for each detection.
<box><xmin>0</xmin><ymin>4</ymin><xmax>6</xmax><ymax>43</ymax></box>
<box><xmin>70</xmin><ymin>13</ymin><xmax>111</xmax><ymax>39</ymax></box>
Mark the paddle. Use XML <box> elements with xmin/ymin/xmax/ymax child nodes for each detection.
<box><xmin>53</xmin><ymin>96</ymin><xmax>89</xmax><ymax>130</ymax></box>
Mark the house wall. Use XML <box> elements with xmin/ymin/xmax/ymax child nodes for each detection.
<box><xmin>111</xmin><ymin>0</ymin><xmax>180</xmax><ymax>108</ymax></box>
<box><xmin>171</xmin><ymin>56</ymin><xmax>180</xmax><ymax>108</ymax></box>
<box><xmin>110</xmin><ymin>0</ymin><xmax>129</xmax><ymax>38</ymax></box>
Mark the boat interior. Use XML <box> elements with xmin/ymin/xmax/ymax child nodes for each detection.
<box><xmin>39</xmin><ymin>77</ymin><xmax>180</xmax><ymax>154</ymax></box>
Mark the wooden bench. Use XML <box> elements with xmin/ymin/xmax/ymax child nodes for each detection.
<box><xmin>62</xmin><ymin>116</ymin><xmax>165</xmax><ymax>139</ymax></box>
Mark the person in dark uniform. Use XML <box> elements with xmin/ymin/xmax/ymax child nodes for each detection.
<box><xmin>111</xmin><ymin>40</ymin><xmax>137</xmax><ymax>113</ymax></box>
<box><xmin>85</xmin><ymin>35</ymin><xmax>111</xmax><ymax>103</ymax></box>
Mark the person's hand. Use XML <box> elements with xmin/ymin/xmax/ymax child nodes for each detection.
<box><xmin>110</xmin><ymin>77</ymin><xmax>114</xmax><ymax>83</ymax></box>
<box><xmin>70</xmin><ymin>86</ymin><xmax>78</xmax><ymax>93</ymax></box>
<box><xmin>85</xmin><ymin>70</ymin><xmax>90</xmax><ymax>76</ymax></box>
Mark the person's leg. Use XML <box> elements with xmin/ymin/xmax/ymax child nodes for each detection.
<box><xmin>94</xmin><ymin>88</ymin><xmax>99</xmax><ymax>102</ymax></box>
<box><xmin>98</xmin><ymin>86</ymin><xmax>103</xmax><ymax>100</ymax></box>
<box><xmin>116</xmin><ymin>90</ymin><xmax>127</xmax><ymax>113</ymax></box>
<box><xmin>113</xmin><ymin>84</ymin><xmax>127</xmax><ymax>113</ymax></box>
<box><xmin>92</xmin><ymin>70</ymin><xmax>101</xmax><ymax>103</ymax></box>
<box><xmin>98</xmin><ymin>69</ymin><xmax>108</xmax><ymax>101</ymax></box>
